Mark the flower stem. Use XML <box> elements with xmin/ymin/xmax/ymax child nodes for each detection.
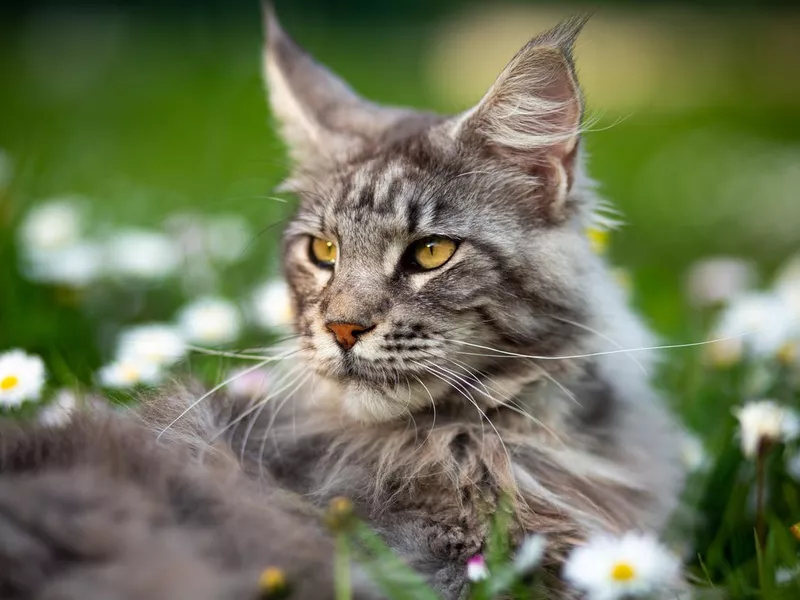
<box><xmin>335</xmin><ymin>533</ymin><xmax>352</xmax><ymax>600</ymax></box>
<box><xmin>755</xmin><ymin>441</ymin><xmax>768</xmax><ymax>549</ymax></box>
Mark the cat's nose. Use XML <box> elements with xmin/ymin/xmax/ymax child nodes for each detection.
<box><xmin>325</xmin><ymin>321</ymin><xmax>374</xmax><ymax>350</ymax></box>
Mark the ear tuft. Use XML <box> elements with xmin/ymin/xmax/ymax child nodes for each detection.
<box><xmin>261</xmin><ymin>5</ymin><xmax>420</xmax><ymax>175</ymax></box>
<box><xmin>262</xmin><ymin>5</ymin><xmax>359</xmax><ymax>170</ymax></box>
<box><xmin>528</xmin><ymin>13</ymin><xmax>590</xmax><ymax>66</ymax></box>
<box><xmin>261</xmin><ymin>1</ymin><xmax>280</xmax><ymax>42</ymax></box>
<box><xmin>452</xmin><ymin>15</ymin><xmax>591</xmax><ymax>219</ymax></box>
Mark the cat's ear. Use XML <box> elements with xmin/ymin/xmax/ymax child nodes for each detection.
<box><xmin>262</xmin><ymin>5</ymin><xmax>405</xmax><ymax>173</ymax></box>
<box><xmin>451</xmin><ymin>16</ymin><xmax>588</xmax><ymax>219</ymax></box>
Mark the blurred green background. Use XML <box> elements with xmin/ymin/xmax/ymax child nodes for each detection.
<box><xmin>0</xmin><ymin>0</ymin><xmax>799</xmax><ymax>390</ymax></box>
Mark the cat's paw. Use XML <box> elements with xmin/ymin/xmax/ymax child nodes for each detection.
<box><xmin>420</xmin><ymin>520</ymin><xmax>482</xmax><ymax>562</ymax></box>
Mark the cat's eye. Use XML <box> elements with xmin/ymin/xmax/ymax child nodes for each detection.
<box><xmin>404</xmin><ymin>236</ymin><xmax>458</xmax><ymax>271</ymax></box>
<box><xmin>309</xmin><ymin>237</ymin><xmax>337</xmax><ymax>268</ymax></box>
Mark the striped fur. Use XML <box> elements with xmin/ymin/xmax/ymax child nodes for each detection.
<box><xmin>254</xmin><ymin>9</ymin><xmax>687</xmax><ymax>596</ymax></box>
<box><xmin>0</xmin><ymin>10</ymin><xmax>686</xmax><ymax>600</ymax></box>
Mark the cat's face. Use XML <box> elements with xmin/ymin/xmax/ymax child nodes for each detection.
<box><xmin>266</xmin><ymin>14</ymin><xmax>601</xmax><ymax>421</ymax></box>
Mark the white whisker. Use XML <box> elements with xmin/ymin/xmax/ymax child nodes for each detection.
<box><xmin>187</xmin><ymin>344</ymin><xmax>300</xmax><ymax>362</ymax></box>
<box><xmin>157</xmin><ymin>358</ymin><xmax>273</xmax><ymax>441</ymax></box>
<box><xmin>257</xmin><ymin>372</ymin><xmax>312</xmax><ymax>479</ymax></box>
<box><xmin>442</xmin><ymin>330</ymin><xmax>758</xmax><ymax>361</ymax></box>
<box><xmin>543</xmin><ymin>315</ymin><xmax>647</xmax><ymax>375</ymax></box>
<box><xmin>238</xmin><ymin>367</ymin><xmax>309</xmax><ymax>462</ymax></box>
<box><xmin>414</xmin><ymin>360</ymin><xmax>511</xmax><ymax>468</ymax></box>
<box><xmin>438</xmin><ymin>356</ymin><xmax>567</xmax><ymax>443</ymax></box>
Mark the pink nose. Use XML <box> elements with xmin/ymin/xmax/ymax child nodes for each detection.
<box><xmin>326</xmin><ymin>322</ymin><xmax>372</xmax><ymax>350</ymax></box>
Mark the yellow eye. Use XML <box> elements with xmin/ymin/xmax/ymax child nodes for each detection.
<box><xmin>310</xmin><ymin>237</ymin><xmax>337</xmax><ymax>267</ymax></box>
<box><xmin>410</xmin><ymin>237</ymin><xmax>458</xmax><ymax>271</ymax></box>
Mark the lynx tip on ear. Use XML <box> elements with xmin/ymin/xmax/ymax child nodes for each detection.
<box><xmin>261</xmin><ymin>1</ymin><xmax>283</xmax><ymax>44</ymax></box>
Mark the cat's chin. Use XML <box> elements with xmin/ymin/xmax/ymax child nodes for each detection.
<box><xmin>338</xmin><ymin>383</ymin><xmax>419</xmax><ymax>423</ymax></box>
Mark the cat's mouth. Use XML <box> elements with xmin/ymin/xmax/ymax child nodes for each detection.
<box><xmin>327</xmin><ymin>356</ymin><xmax>403</xmax><ymax>387</ymax></box>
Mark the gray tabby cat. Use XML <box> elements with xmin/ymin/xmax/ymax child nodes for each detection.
<box><xmin>0</xmin><ymin>8</ymin><xmax>685</xmax><ymax>600</ymax></box>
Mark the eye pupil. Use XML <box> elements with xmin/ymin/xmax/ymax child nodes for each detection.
<box><xmin>406</xmin><ymin>236</ymin><xmax>458</xmax><ymax>271</ymax></box>
<box><xmin>309</xmin><ymin>237</ymin><xmax>337</xmax><ymax>268</ymax></box>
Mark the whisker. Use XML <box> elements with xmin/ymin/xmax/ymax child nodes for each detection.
<box><xmin>421</xmin><ymin>359</ymin><xmax>505</xmax><ymax>409</ymax></box>
<box><xmin>433</xmin><ymin>355</ymin><xmax>568</xmax><ymax>443</ymax></box>
<box><xmin>439</xmin><ymin>357</ymin><xmax>511</xmax><ymax>403</ymax></box>
<box><xmin>420</xmin><ymin>361</ymin><xmax>513</xmax><ymax>471</ymax></box>
<box><xmin>187</xmin><ymin>345</ymin><xmax>302</xmax><ymax>362</ymax></box>
<box><xmin>239</xmin><ymin>333</ymin><xmax>306</xmax><ymax>351</ymax></box>
<box><xmin>444</xmin><ymin>356</ymin><xmax>518</xmax><ymax>402</ymax></box>
<box><xmin>410</xmin><ymin>373</ymin><xmax>437</xmax><ymax>448</ymax></box>
<box><xmin>442</xmin><ymin>331</ymin><xmax>758</xmax><ymax>361</ymax></box>
<box><xmin>157</xmin><ymin>358</ymin><xmax>273</xmax><ymax>441</ymax></box>
<box><xmin>256</xmin><ymin>372</ymin><xmax>312</xmax><ymax>479</ymax></box>
<box><xmin>413</xmin><ymin>362</ymin><xmax>483</xmax><ymax>437</ymax></box>
<box><xmin>227</xmin><ymin>365</ymin><xmax>300</xmax><ymax>444</ymax></box>
<box><xmin>236</xmin><ymin>366</ymin><xmax>309</xmax><ymax>462</ymax></box>
<box><xmin>542</xmin><ymin>314</ymin><xmax>647</xmax><ymax>375</ymax></box>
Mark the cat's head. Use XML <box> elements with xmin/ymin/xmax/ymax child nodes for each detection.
<box><xmin>264</xmin><ymin>10</ymin><xmax>611</xmax><ymax>422</ymax></box>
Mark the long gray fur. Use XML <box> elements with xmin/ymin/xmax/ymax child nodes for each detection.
<box><xmin>0</xmin><ymin>8</ymin><xmax>685</xmax><ymax>600</ymax></box>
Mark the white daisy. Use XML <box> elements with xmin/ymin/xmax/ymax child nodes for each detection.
<box><xmin>786</xmin><ymin>450</ymin><xmax>800</xmax><ymax>481</ymax></box>
<box><xmin>466</xmin><ymin>554</ymin><xmax>489</xmax><ymax>582</ymax></box>
<box><xmin>734</xmin><ymin>399</ymin><xmax>800</xmax><ymax>458</ymax></box>
<box><xmin>708</xmin><ymin>292</ymin><xmax>795</xmax><ymax>362</ymax></box>
<box><xmin>704</xmin><ymin>336</ymin><xmax>744</xmax><ymax>369</ymax></box>
<box><xmin>38</xmin><ymin>388</ymin><xmax>78</xmax><ymax>427</ymax></box>
<box><xmin>777</xmin><ymin>340</ymin><xmax>799</xmax><ymax>368</ymax></box>
<box><xmin>97</xmin><ymin>358</ymin><xmax>162</xmax><ymax>389</ymax></box>
<box><xmin>251</xmin><ymin>279</ymin><xmax>294</xmax><ymax>331</ymax></box>
<box><xmin>204</xmin><ymin>214</ymin><xmax>252</xmax><ymax>264</ymax></box>
<box><xmin>563</xmin><ymin>532</ymin><xmax>681</xmax><ymax>600</ymax></box>
<box><xmin>775</xmin><ymin>253</ymin><xmax>800</xmax><ymax>321</ymax></box>
<box><xmin>513</xmin><ymin>534</ymin><xmax>547</xmax><ymax>574</ymax></box>
<box><xmin>164</xmin><ymin>212</ymin><xmax>219</xmax><ymax>293</ymax></box>
<box><xmin>680</xmin><ymin>432</ymin><xmax>710</xmax><ymax>472</ymax></box>
<box><xmin>776</xmin><ymin>565</ymin><xmax>800</xmax><ymax>585</ymax></box>
<box><xmin>0</xmin><ymin>349</ymin><xmax>46</xmax><ymax>407</ymax></box>
<box><xmin>178</xmin><ymin>297</ymin><xmax>242</xmax><ymax>345</ymax></box>
<box><xmin>22</xmin><ymin>241</ymin><xmax>103</xmax><ymax>287</ymax></box>
<box><xmin>106</xmin><ymin>228</ymin><xmax>181</xmax><ymax>280</ymax></box>
<box><xmin>685</xmin><ymin>257</ymin><xmax>756</xmax><ymax>308</ymax></box>
<box><xmin>18</xmin><ymin>198</ymin><xmax>85</xmax><ymax>254</ymax></box>
<box><xmin>116</xmin><ymin>323</ymin><xmax>186</xmax><ymax>368</ymax></box>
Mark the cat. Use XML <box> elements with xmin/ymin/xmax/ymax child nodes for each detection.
<box><xmin>0</xmin><ymin>7</ymin><xmax>686</xmax><ymax>600</ymax></box>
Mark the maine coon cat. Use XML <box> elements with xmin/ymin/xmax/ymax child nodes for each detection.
<box><xmin>0</xmin><ymin>8</ymin><xmax>686</xmax><ymax>599</ymax></box>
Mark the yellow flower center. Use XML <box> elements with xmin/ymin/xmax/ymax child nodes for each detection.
<box><xmin>121</xmin><ymin>365</ymin><xmax>140</xmax><ymax>383</ymax></box>
<box><xmin>586</xmin><ymin>227</ymin><xmax>610</xmax><ymax>254</ymax></box>
<box><xmin>0</xmin><ymin>375</ymin><xmax>19</xmax><ymax>391</ymax></box>
<box><xmin>282</xmin><ymin>303</ymin><xmax>294</xmax><ymax>324</ymax></box>
<box><xmin>258</xmin><ymin>567</ymin><xmax>286</xmax><ymax>592</ymax></box>
<box><xmin>706</xmin><ymin>338</ymin><xmax>743</xmax><ymax>369</ymax></box>
<box><xmin>777</xmin><ymin>342</ymin><xmax>798</xmax><ymax>366</ymax></box>
<box><xmin>329</xmin><ymin>496</ymin><xmax>353</xmax><ymax>515</ymax></box>
<box><xmin>611</xmin><ymin>561</ymin><xmax>636</xmax><ymax>582</ymax></box>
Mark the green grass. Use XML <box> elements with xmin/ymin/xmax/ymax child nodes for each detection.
<box><xmin>1</xmin><ymin>9</ymin><xmax>800</xmax><ymax>599</ymax></box>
